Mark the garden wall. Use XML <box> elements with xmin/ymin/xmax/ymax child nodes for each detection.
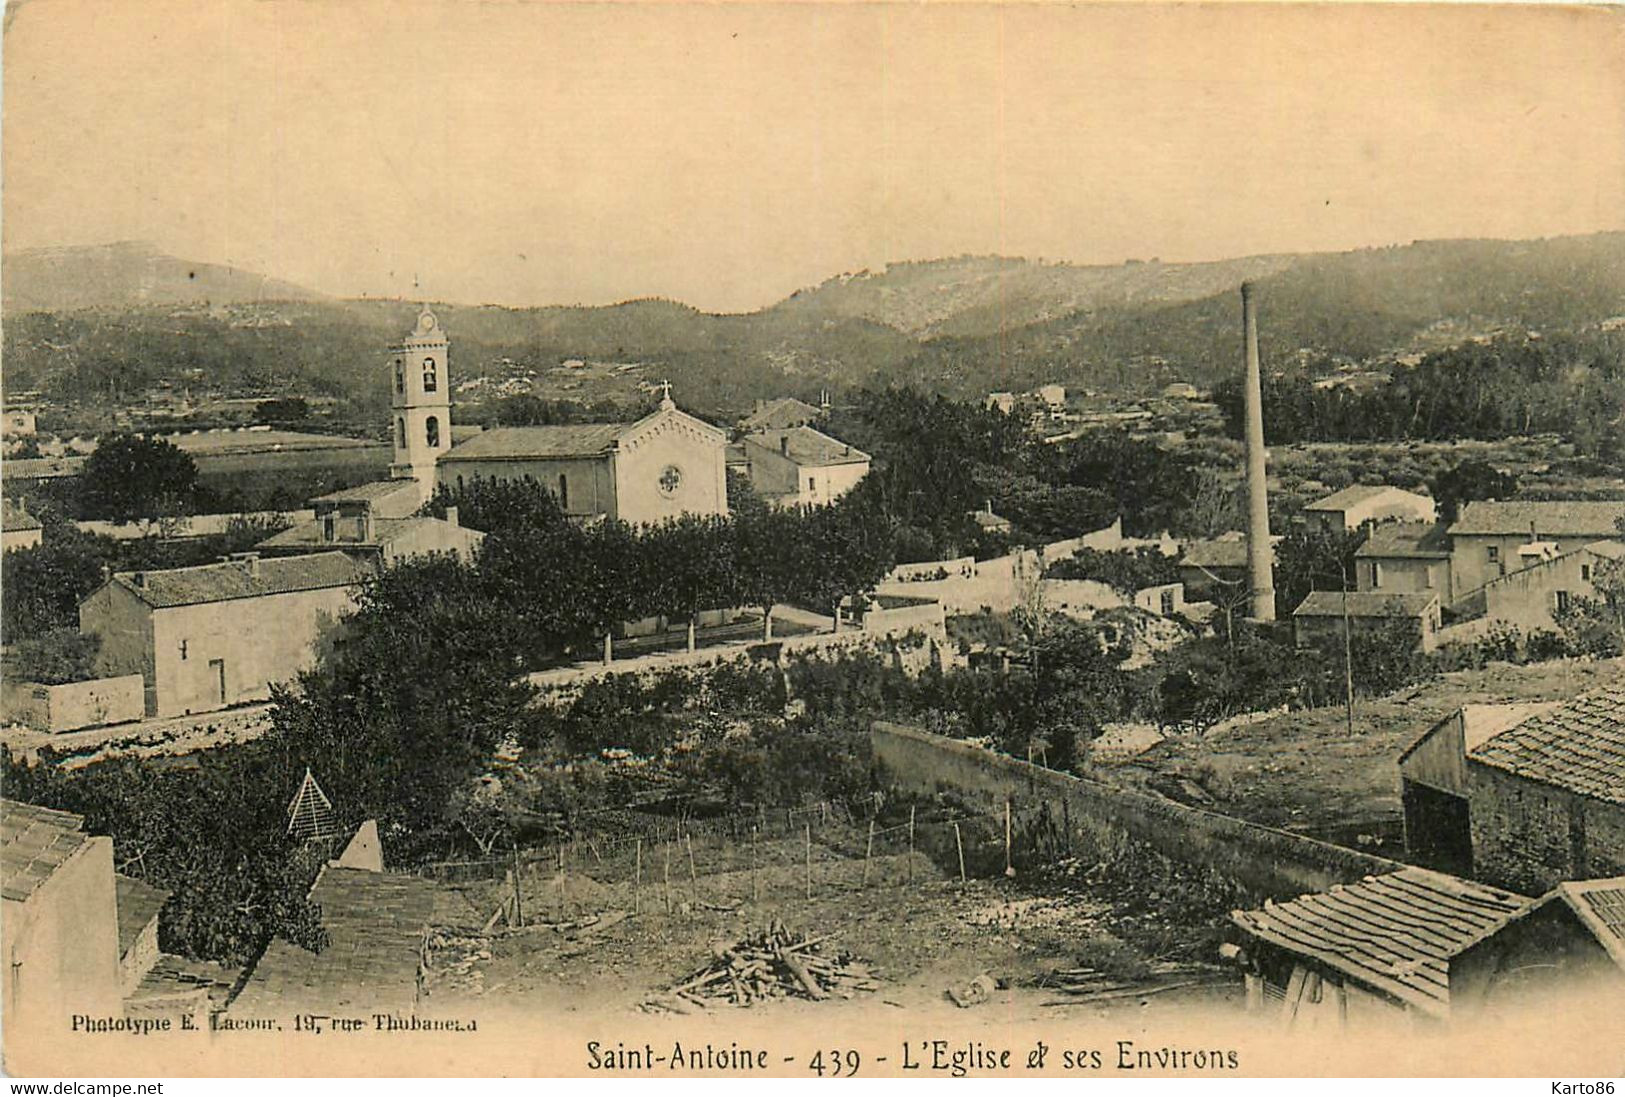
<box><xmin>871</xmin><ymin>720</ymin><xmax>1403</xmax><ymax>900</ymax></box>
<box><xmin>2</xmin><ymin>674</ymin><xmax>145</xmax><ymax>733</ymax></box>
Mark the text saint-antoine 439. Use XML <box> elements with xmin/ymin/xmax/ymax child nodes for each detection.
<box><xmin>387</xmin><ymin>306</ymin><xmax>729</xmax><ymax>524</ymax></box>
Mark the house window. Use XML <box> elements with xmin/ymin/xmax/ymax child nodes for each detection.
<box><xmin>558</xmin><ymin>474</ymin><xmax>569</xmax><ymax>510</ymax></box>
<box><xmin>1581</xmin><ymin>563</ymin><xmax>1593</xmax><ymax>583</ymax></box>
<box><xmin>425</xmin><ymin>416</ymin><xmax>440</xmax><ymax>448</ymax></box>
<box><xmin>807</xmin><ymin>476</ymin><xmax>816</xmax><ymax>493</ymax></box>
<box><xmin>1368</xmin><ymin>561</ymin><xmax>1381</xmax><ymax>588</ymax></box>
<box><xmin>1159</xmin><ymin>589</ymin><xmax>1176</xmax><ymax>615</ymax></box>
<box><xmin>394</xmin><ymin>359</ymin><xmax>404</xmax><ymax>395</ymax></box>
<box><xmin>178</xmin><ymin>639</ymin><xmax>188</xmax><ymax>661</ymax></box>
<box><xmin>397</xmin><ymin>418</ymin><xmax>407</xmax><ymax>449</ymax></box>
<box><xmin>1486</xmin><ymin>545</ymin><xmax>1499</xmax><ymax>563</ymax></box>
<box><xmin>422</xmin><ymin>357</ymin><xmax>438</xmax><ymax>392</ymax></box>
<box><xmin>457</xmin><ymin>475</ymin><xmax>465</xmax><ymax>492</ymax></box>
<box><xmin>1555</xmin><ymin>590</ymin><xmax>1571</xmax><ymax>614</ymax></box>
<box><xmin>322</xmin><ymin>515</ymin><xmax>336</xmax><ymax>541</ymax></box>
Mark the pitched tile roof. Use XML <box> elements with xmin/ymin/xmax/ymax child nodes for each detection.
<box><xmin>1467</xmin><ymin>680</ymin><xmax>1625</xmax><ymax>804</ymax></box>
<box><xmin>107</xmin><ymin>551</ymin><xmax>365</xmax><ymax>609</ymax></box>
<box><xmin>257</xmin><ymin>516</ymin><xmax>480</xmax><ymax>553</ymax></box>
<box><xmin>229</xmin><ymin>866</ymin><xmax>441</xmax><ymax>1016</ymax></box>
<box><xmin>1</xmin><ymin>799</ymin><xmax>91</xmax><ymax>903</ymax></box>
<box><xmin>744</xmin><ymin>425</ymin><xmax>870</xmax><ymax>467</ymax></box>
<box><xmin>1231</xmin><ymin>867</ymin><xmax>1528</xmax><ymax>1016</ymax></box>
<box><xmin>1306</xmin><ymin>484</ymin><xmax>1426</xmax><ymax>511</ymax></box>
<box><xmin>1448</xmin><ymin>500</ymin><xmax>1625</xmax><ymax>538</ymax></box>
<box><xmin>740</xmin><ymin>397</ymin><xmax>825</xmax><ymax>431</ymax></box>
<box><xmin>309</xmin><ymin>480</ymin><xmax>423</xmax><ymax>506</ymax></box>
<box><xmin>115</xmin><ymin>873</ymin><xmax>171</xmax><ymax>959</ymax></box>
<box><xmin>1</xmin><ymin>498</ymin><xmax>43</xmax><ymax>532</ymax></box>
<box><xmin>1356</xmin><ymin>521</ymin><xmax>1452</xmax><ymax>559</ymax></box>
<box><xmin>1179</xmin><ymin>537</ymin><xmax>1250</xmax><ymax>570</ymax></box>
<box><xmin>1292</xmin><ymin>590</ymin><xmax>1439</xmax><ymax>618</ymax></box>
<box><xmin>1558</xmin><ymin>878</ymin><xmax>1625</xmax><ymax>969</ymax></box>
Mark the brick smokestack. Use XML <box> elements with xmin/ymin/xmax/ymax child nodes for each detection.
<box><xmin>1241</xmin><ymin>282</ymin><xmax>1275</xmax><ymax>621</ymax></box>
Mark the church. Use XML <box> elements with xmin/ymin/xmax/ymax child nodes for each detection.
<box><xmin>382</xmin><ymin>307</ymin><xmax>728</xmax><ymax>525</ymax></box>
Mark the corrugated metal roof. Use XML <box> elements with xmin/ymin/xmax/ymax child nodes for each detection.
<box><xmin>1356</xmin><ymin>521</ymin><xmax>1452</xmax><ymax>559</ymax></box>
<box><xmin>744</xmin><ymin>425</ymin><xmax>870</xmax><ymax>468</ymax></box>
<box><xmin>1</xmin><ymin>799</ymin><xmax>91</xmax><ymax>903</ymax></box>
<box><xmin>1292</xmin><ymin>590</ymin><xmax>1439</xmax><ymax>618</ymax></box>
<box><xmin>229</xmin><ymin>866</ymin><xmax>440</xmax><ymax>1016</ymax></box>
<box><xmin>115</xmin><ymin>873</ymin><xmax>170</xmax><ymax>959</ymax></box>
<box><xmin>1448</xmin><ymin>500</ymin><xmax>1625</xmax><ymax>538</ymax></box>
<box><xmin>1232</xmin><ymin>867</ymin><xmax>1527</xmax><ymax>1016</ymax></box>
<box><xmin>108</xmin><ymin>551</ymin><xmax>365</xmax><ymax>609</ymax></box>
<box><xmin>1467</xmin><ymin>680</ymin><xmax>1625</xmax><ymax>805</ymax></box>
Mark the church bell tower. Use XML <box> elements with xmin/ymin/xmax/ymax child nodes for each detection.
<box><xmin>389</xmin><ymin>307</ymin><xmax>453</xmax><ymax>503</ymax></box>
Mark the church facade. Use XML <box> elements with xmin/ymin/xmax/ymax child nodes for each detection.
<box><xmin>435</xmin><ymin>399</ymin><xmax>729</xmax><ymax>526</ymax></box>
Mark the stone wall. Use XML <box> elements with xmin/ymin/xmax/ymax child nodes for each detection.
<box><xmin>871</xmin><ymin>720</ymin><xmax>1402</xmax><ymax>900</ymax></box>
<box><xmin>1</xmin><ymin>675</ymin><xmax>145</xmax><ymax>733</ymax></box>
<box><xmin>1465</xmin><ymin>762</ymin><xmax>1625</xmax><ymax>893</ymax></box>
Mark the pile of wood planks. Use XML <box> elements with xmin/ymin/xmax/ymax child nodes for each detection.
<box><xmin>642</xmin><ymin>922</ymin><xmax>880</xmax><ymax>1013</ymax></box>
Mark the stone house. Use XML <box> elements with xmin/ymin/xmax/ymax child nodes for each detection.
<box><xmin>1</xmin><ymin>800</ymin><xmax>122</xmax><ymax>1032</ymax></box>
<box><xmin>1176</xmin><ymin>535</ymin><xmax>1261</xmax><ymax>605</ymax></box>
<box><xmin>1291</xmin><ymin>590</ymin><xmax>1442</xmax><ymax>653</ymax></box>
<box><xmin>1452</xmin><ymin>541</ymin><xmax>1625</xmax><ymax>634</ymax></box>
<box><xmin>1446</xmin><ymin>500</ymin><xmax>1625</xmax><ymax>600</ymax></box>
<box><xmin>1</xmin><ymin>498</ymin><xmax>43</xmax><ymax>553</ymax></box>
<box><xmin>739</xmin><ymin>396</ymin><xmax>826</xmax><ymax>432</ymax></box>
<box><xmin>435</xmin><ymin>393</ymin><xmax>729</xmax><ymax>526</ymax></box>
<box><xmin>741</xmin><ymin>425</ymin><xmax>870</xmax><ymax>509</ymax></box>
<box><xmin>79</xmin><ymin>551</ymin><xmax>364</xmax><ymax>718</ymax></box>
<box><xmin>258</xmin><ymin>487</ymin><xmax>483</xmax><ymax>566</ymax></box>
<box><xmin>1354</xmin><ymin>521</ymin><xmax>1455</xmax><ymax>603</ymax></box>
<box><xmin>1304</xmin><ymin>484</ymin><xmax>1437</xmax><ymax>534</ymax></box>
<box><xmin>1399</xmin><ymin>683</ymin><xmax>1625</xmax><ymax>893</ymax></box>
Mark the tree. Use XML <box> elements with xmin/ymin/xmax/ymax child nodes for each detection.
<box><xmin>0</xmin><ymin>529</ymin><xmax>111</xmax><ymax>643</ymax></box>
<box><xmin>77</xmin><ymin>434</ymin><xmax>198</xmax><ymax>522</ymax></box>
<box><xmin>1272</xmin><ymin>525</ymin><xmax>1366</xmax><ymax>621</ymax></box>
<box><xmin>1430</xmin><ymin>461</ymin><xmax>1519</xmax><ymax>524</ymax></box>
<box><xmin>2</xmin><ymin>629</ymin><xmax>101</xmax><ymax>684</ymax></box>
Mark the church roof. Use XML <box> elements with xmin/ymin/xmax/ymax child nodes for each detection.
<box><xmin>441</xmin><ymin>403</ymin><xmax>726</xmax><ymax>463</ymax></box>
<box><xmin>441</xmin><ymin>422</ymin><xmax>627</xmax><ymax>460</ymax></box>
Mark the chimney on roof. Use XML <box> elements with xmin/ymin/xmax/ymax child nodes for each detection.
<box><xmin>445</xmin><ymin>505</ymin><xmax>459</xmax><ymax>529</ymax></box>
<box><xmin>100</xmin><ymin>564</ymin><xmax>111</xmax><ymax>584</ymax></box>
<box><xmin>230</xmin><ymin>551</ymin><xmax>262</xmax><ymax>578</ymax></box>
<box><xmin>1241</xmin><ymin>283</ymin><xmax>1276</xmax><ymax>622</ymax></box>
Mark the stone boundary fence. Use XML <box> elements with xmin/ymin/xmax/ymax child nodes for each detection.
<box><xmin>870</xmin><ymin>720</ymin><xmax>1403</xmax><ymax>901</ymax></box>
<box><xmin>1</xmin><ymin>674</ymin><xmax>145</xmax><ymax>734</ymax></box>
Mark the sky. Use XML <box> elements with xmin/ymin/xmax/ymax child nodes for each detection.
<box><xmin>4</xmin><ymin>1</ymin><xmax>1623</xmax><ymax>313</ymax></box>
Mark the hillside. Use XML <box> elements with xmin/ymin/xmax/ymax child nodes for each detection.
<box><xmin>4</xmin><ymin>233</ymin><xmax>1623</xmax><ymax>415</ymax></box>
<box><xmin>767</xmin><ymin>252</ymin><xmax>1301</xmax><ymax>339</ymax></box>
<box><xmin>1</xmin><ymin>241</ymin><xmax>325</xmax><ymax>312</ymax></box>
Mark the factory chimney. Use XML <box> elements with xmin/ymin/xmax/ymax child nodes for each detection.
<box><xmin>1241</xmin><ymin>282</ymin><xmax>1275</xmax><ymax>622</ymax></box>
